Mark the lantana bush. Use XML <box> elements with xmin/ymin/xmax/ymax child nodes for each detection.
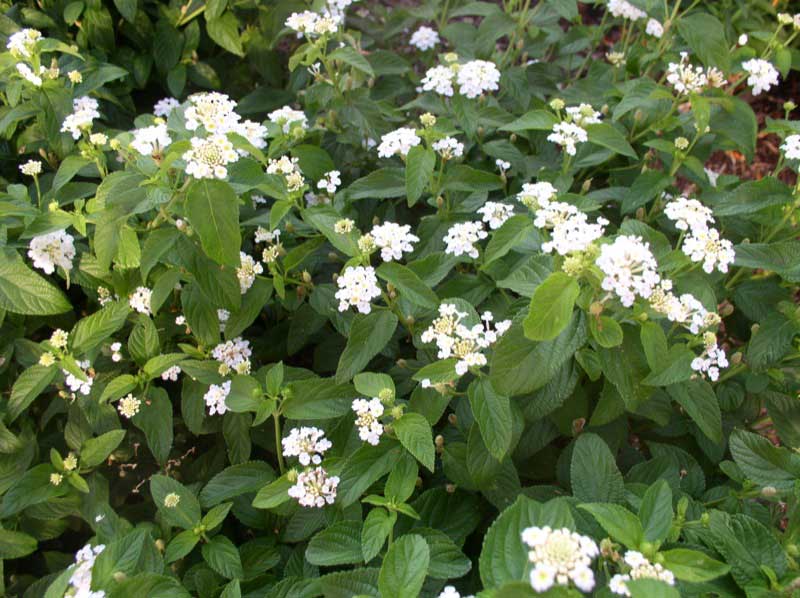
<box><xmin>2</xmin><ymin>0</ymin><xmax>800</xmax><ymax>596</ymax></box>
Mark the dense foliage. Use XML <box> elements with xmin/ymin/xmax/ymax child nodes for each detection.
<box><xmin>1</xmin><ymin>0</ymin><xmax>800</xmax><ymax>596</ymax></box>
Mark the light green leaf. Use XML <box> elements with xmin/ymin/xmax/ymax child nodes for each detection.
<box><xmin>378</xmin><ymin>534</ymin><xmax>429</xmax><ymax>598</ymax></box>
<box><xmin>468</xmin><ymin>378</ymin><xmax>512</xmax><ymax>461</ymax></box>
<box><xmin>185</xmin><ymin>179</ymin><xmax>241</xmax><ymax>267</ymax></box>
<box><xmin>335</xmin><ymin>310</ymin><xmax>398</xmax><ymax>383</ymax></box>
<box><xmin>523</xmin><ymin>272</ymin><xmax>580</xmax><ymax>341</ymax></box>
<box><xmin>393</xmin><ymin>412</ymin><xmax>435</xmax><ymax>472</ymax></box>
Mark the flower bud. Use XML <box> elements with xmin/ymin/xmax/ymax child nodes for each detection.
<box><xmin>785</xmin><ymin>101</ymin><xmax>797</xmax><ymax>112</ymax></box>
<box><xmin>589</xmin><ymin>302</ymin><xmax>604</xmax><ymax>316</ymax></box>
<box><xmin>155</xmin><ymin>539</ymin><xmax>165</xmax><ymax>552</ymax></box>
<box><xmin>445</xmin><ymin>483</ymin><xmax>456</xmax><ymax>493</ymax></box>
<box><xmin>112</xmin><ymin>572</ymin><xmax>127</xmax><ymax>583</ymax></box>
<box><xmin>731</xmin><ymin>351</ymin><xmax>743</xmax><ymax>365</ymax></box>
<box><xmin>761</xmin><ymin>485</ymin><xmax>778</xmax><ymax>497</ymax></box>
<box><xmin>302</xmin><ymin>270</ymin><xmax>312</xmax><ymax>283</ymax></box>
<box><xmin>447</xmin><ymin>413</ymin><xmax>457</xmax><ymax>425</ymax></box>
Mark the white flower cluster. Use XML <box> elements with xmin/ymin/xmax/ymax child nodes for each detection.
<box><xmin>7</xmin><ymin>29</ymin><xmax>42</xmax><ymax>58</ymax></box>
<box><xmin>477</xmin><ymin>202</ymin><xmax>514</xmax><ymax>230</ymax></box>
<box><xmin>117</xmin><ymin>394</ymin><xmax>141</xmax><ymax>419</ymax></box>
<box><xmin>16</xmin><ymin>63</ymin><xmax>45</xmax><ymax>86</ymax></box>
<box><xmin>517</xmin><ymin>181</ymin><xmax>558</xmax><ymax>209</ymax></box>
<box><xmin>691</xmin><ymin>332</ymin><xmax>729</xmax><ymax>382</ymax></box>
<box><xmin>61</xmin><ymin>96</ymin><xmax>101</xmax><ymax>140</ymax></box>
<box><xmin>377</xmin><ymin>127</ymin><xmax>421</xmax><ymax>158</ymax></box>
<box><xmin>438</xmin><ymin>587</ymin><xmax>474</xmax><ymax>598</ymax></box>
<box><xmin>742</xmin><ymin>58</ymin><xmax>779</xmax><ymax>96</ymax></box>
<box><xmin>666</xmin><ymin>52</ymin><xmax>725</xmax><ymax>95</ymax></box>
<box><xmin>64</xmin><ymin>360</ymin><xmax>93</xmax><ymax>396</ymax></box>
<box><xmin>646</xmin><ymin>18</ymin><xmax>664</xmax><ymax>38</ymax></box>
<box><xmin>548</xmin><ymin>122</ymin><xmax>588</xmax><ymax>156</ymax></box>
<box><xmin>212</xmin><ymin>337</ymin><xmax>252</xmax><ymax>375</ymax></box>
<box><xmin>28</xmin><ymin>230</ymin><xmax>75</xmax><ymax>274</ymax></box>
<box><xmin>370</xmin><ymin>222</ymin><xmax>419</xmax><ymax>261</ymax></box>
<box><xmin>316</xmin><ymin>170</ymin><xmax>341</xmax><ymax>195</ymax></box>
<box><xmin>267</xmin><ymin>155</ymin><xmax>305</xmax><ymax>192</ymax></box>
<box><xmin>421</xmin><ymin>304</ymin><xmax>511</xmax><ymax>375</ymax></box>
<box><xmin>257</xmin><ymin>227</ymin><xmax>283</xmax><ymax>263</ymax></box>
<box><xmin>521</xmin><ymin>526</ymin><xmax>599</xmax><ymax>593</ymax></box>
<box><xmin>607</xmin><ymin>0</ymin><xmax>646</xmax><ymax>21</ymax></box>
<box><xmin>432</xmin><ymin>137</ymin><xmax>464</xmax><ymax>159</ymax></box>
<box><xmin>565</xmin><ymin>103</ymin><xmax>602</xmax><ymax>127</ymax></box>
<box><xmin>410</xmin><ymin>26</ymin><xmax>440</xmax><ymax>51</ymax></box>
<box><xmin>285</xmin><ymin>10</ymin><xmax>340</xmax><ymax>37</ymax></box>
<box><xmin>183</xmin><ymin>134</ymin><xmax>239</xmax><ymax>179</ymax></box>
<box><xmin>443</xmin><ymin>221</ymin><xmax>488</xmax><ymax>259</ymax></box>
<box><xmin>782</xmin><ymin>134</ymin><xmax>800</xmax><ymax>160</ymax></box>
<box><xmin>533</xmin><ymin>199</ymin><xmax>608</xmax><ymax>256</ymax></box>
<box><xmin>282</xmin><ymin>427</ymin><xmax>332</xmax><ymax>465</ymax></box>
<box><xmin>153</xmin><ymin>97</ymin><xmax>180</xmax><ymax>117</ymax></box>
<box><xmin>161</xmin><ymin>365</ymin><xmax>181</xmax><ymax>382</ymax></box>
<box><xmin>204</xmin><ymin>380</ymin><xmax>231</xmax><ymax>416</ymax></box>
<box><xmin>421</xmin><ymin>59</ymin><xmax>501</xmax><ymax>98</ymax></box>
<box><xmin>664</xmin><ymin>196</ymin><xmax>735</xmax><ymax>273</ymax></box>
<box><xmin>268</xmin><ymin>105</ymin><xmax>308</xmax><ymax>133</ymax></box>
<box><xmin>609</xmin><ymin>551</ymin><xmax>675</xmax><ymax>596</ymax></box>
<box><xmin>335</xmin><ymin>266</ymin><xmax>382</xmax><ymax>313</ymax></box>
<box><xmin>184</xmin><ymin>92</ymin><xmax>238</xmax><ymax>132</ymax></box>
<box><xmin>648</xmin><ymin>280</ymin><xmax>719</xmax><ymax>335</ymax></box>
<box><xmin>130</xmin><ymin>123</ymin><xmax>172</xmax><ymax>156</ymax></box>
<box><xmin>110</xmin><ymin>342</ymin><xmax>122</xmax><ymax>362</ymax></box>
<box><xmin>128</xmin><ymin>286</ymin><xmax>152</xmax><ymax>315</ymax></box>
<box><xmin>288</xmin><ymin>466</ymin><xmax>340</xmax><ymax>508</ymax></box>
<box><xmin>596</xmin><ymin>235</ymin><xmax>661</xmax><ymax>307</ymax></box>
<box><xmin>236</xmin><ymin>252</ymin><xmax>263</xmax><ymax>293</ymax></box>
<box><xmin>19</xmin><ymin>159</ymin><xmax>42</xmax><ymax>176</ymax></box>
<box><xmin>352</xmin><ymin>398</ymin><xmax>384</xmax><ymax>445</ymax></box>
<box><xmin>66</xmin><ymin>543</ymin><xmax>106</xmax><ymax>598</ymax></box>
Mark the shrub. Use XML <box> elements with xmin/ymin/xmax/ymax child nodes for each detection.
<box><xmin>1</xmin><ymin>0</ymin><xmax>800</xmax><ymax>596</ymax></box>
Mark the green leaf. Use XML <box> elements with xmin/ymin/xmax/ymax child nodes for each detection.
<box><xmin>667</xmin><ymin>380</ymin><xmax>722</xmax><ymax>443</ymax></box>
<box><xmin>589</xmin><ymin>315</ymin><xmax>623</xmax><ymax>348</ymax></box>
<box><xmin>416</xmin><ymin>527</ymin><xmax>471</xmax><ymax>579</ymax></box>
<box><xmin>393</xmin><ymin>413</ymin><xmax>435</xmax><ymax>472</ymax></box>
<box><xmin>205</xmin><ymin>12</ymin><xmax>244</xmax><ymax>56</ymax></box>
<box><xmin>412</xmin><ymin>358</ymin><xmax>459</xmax><ymax>386</ymax></box>
<box><xmin>585</xmin><ymin>123</ymin><xmax>637</xmax><ymax>158</ymax></box>
<box><xmin>362</xmin><ymin>508</ymin><xmax>395</xmax><ymax>562</ymax></box>
<box><xmin>677</xmin><ymin>13</ymin><xmax>730</xmax><ymax>71</ymax></box>
<box><xmin>570</xmin><ymin>433</ymin><xmax>624</xmax><ymax>503</ymax></box>
<box><xmin>69</xmin><ymin>301</ymin><xmax>130</xmax><ymax>354</ymax></box>
<box><xmin>165</xmin><ymin>529</ymin><xmax>199</xmax><ymax>563</ymax></box>
<box><xmin>80</xmin><ymin>430</ymin><xmax>126</xmax><ymax>468</ymax></box>
<box><xmin>335</xmin><ymin>310</ymin><xmax>398</xmax><ymax>383</ymax></box>
<box><xmin>133</xmin><ymin>388</ymin><xmax>173</xmax><ymax>465</ymax></box>
<box><xmin>150</xmin><ymin>475</ymin><xmax>202</xmax><ymax>529</ymax></box>
<box><xmin>378</xmin><ymin>534</ymin><xmax>429</xmax><ymax>598</ymax></box>
<box><xmin>627</xmin><ymin>579</ymin><xmax>680</xmax><ymax>598</ymax></box>
<box><xmin>639</xmin><ymin>480</ymin><xmax>673</xmax><ymax>544</ymax></box>
<box><xmin>376</xmin><ymin>262</ymin><xmax>438</xmax><ymax>309</ymax></box>
<box><xmin>0</xmin><ymin>529</ymin><xmax>37</xmax><ymax>559</ymax></box>
<box><xmin>468</xmin><ymin>378</ymin><xmax>512</xmax><ymax>460</ymax></box>
<box><xmin>202</xmin><ymin>535</ymin><xmax>243</xmax><ymax>579</ymax></box>
<box><xmin>185</xmin><ymin>179</ymin><xmax>241</xmax><ymax>267</ymax></box>
<box><xmin>345</xmin><ymin>168</ymin><xmax>406</xmax><ymax>200</ymax></box>
<box><xmin>251</xmin><ymin>475</ymin><xmax>293</xmax><ymax>509</ymax></box>
<box><xmin>329</xmin><ymin>46</ymin><xmax>375</xmax><ymax>76</ymax></box>
<box><xmin>281</xmin><ymin>377</ymin><xmax>357</xmax><ymax>419</ymax></box>
<box><xmin>729</xmin><ymin>429</ymin><xmax>800</xmax><ymax>491</ymax></box>
<box><xmin>660</xmin><ymin>548</ymin><xmax>730</xmax><ymax>582</ymax></box>
<box><xmin>307</xmin><ymin>520</ymin><xmax>364</xmax><ymax>566</ymax></box>
<box><xmin>52</xmin><ymin>156</ymin><xmax>91</xmax><ymax>192</ymax></box>
<box><xmin>482</xmin><ymin>215</ymin><xmax>533</xmax><ymax>266</ymax></box>
<box><xmin>0</xmin><ymin>249</ymin><xmax>71</xmax><ymax>315</ymax></box>
<box><xmin>523</xmin><ymin>272</ymin><xmax>580</xmax><ymax>341</ymax></box>
<box><xmin>200</xmin><ymin>461</ymin><xmax>275</xmax><ymax>508</ymax></box>
<box><xmin>338</xmin><ymin>443</ymin><xmax>402</xmax><ymax>506</ymax></box>
<box><xmin>353</xmin><ymin>372</ymin><xmax>395</xmax><ymax>400</ymax></box>
<box><xmin>500</xmin><ymin>109</ymin><xmax>558</xmax><ymax>132</ymax></box>
<box><xmin>579</xmin><ymin>503</ymin><xmax>643</xmax><ymax>549</ymax></box>
<box><xmin>405</xmin><ymin>146</ymin><xmax>435</xmax><ymax>206</ymax></box>
<box><xmin>7</xmin><ymin>365</ymin><xmax>57</xmax><ymax>423</ymax></box>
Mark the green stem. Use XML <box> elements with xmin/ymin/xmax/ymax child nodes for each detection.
<box><xmin>274</xmin><ymin>413</ymin><xmax>285</xmax><ymax>475</ymax></box>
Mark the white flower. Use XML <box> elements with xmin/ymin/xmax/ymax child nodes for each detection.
<box><xmin>547</xmin><ymin>122</ymin><xmax>588</xmax><ymax>156</ymax></box>
<box><xmin>255</xmin><ymin>227</ymin><xmax>281</xmax><ymax>244</ymax></box>
<box><xmin>335</xmin><ymin>219</ymin><xmax>355</xmax><ymax>234</ymax></box>
<box><xmin>438</xmin><ymin>587</ymin><xmax>473</xmax><ymax>598</ymax></box>
<box><xmin>130</xmin><ymin>123</ymin><xmax>171</xmax><ymax>156</ymax></box>
<box><xmin>496</xmin><ymin>159</ymin><xmax>511</xmax><ymax>172</ymax></box>
<box><xmin>183</xmin><ymin>134</ymin><xmax>239</xmax><ymax>179</ymax></box>
<box><xmin>90</xmin><ymin>132</ymin><xmax>107</xmax><ymax>146</ymax></box>
<box><xmin>410</xmin><ymin>26</ymin><xmax>440</xmax><ymax>51</ymax></box>
<box><xmin>443</xmin><ymin>221</ymin><xmax>487</xmax><ymax>259</ymax></box>
<box><xmin>129</xmin><ymin>286</ymin><xmax>152</xmax><ymax>315</ymax></box>
<box><xmin>282</xmin><ymin>427</ymin><xmax>332</xmax><ymax>466</ymax></box>
<box><xmin>204</xmin><ymin>380</ymin><xmax>232</xmax><ymax>416</ymax></box>
<box><xmin>285</xmin><ymin>10</ymin><xmax>340</xmax><ymax>37</ymax></box>
<box><xmin>268</xmin><ymin>105</ymin><xmax>308</xmax><ymax>134</ymax></box>
<box><xmin>646</xmin><ymin>18</ymin><xmax>664</xmax><ymax>38</ymax></box>
<box><xmin>184</xmin><ymin>92</ymin><xmax>239</xmax><ymax>133</ymax></box>
<box><xmin>607</xmin><ymin>0</ymin><xmax>646</xmax><ymax>20</ymax></box>
<box><xmin>421</xmin><ymin>65</ymin><xmax>456</xmax><ymax>96</ymax></box>
<box><xmin>781</xmin><ymin>134</ymin><xmax>800</xmax><ymax>160</ymax></box>
<box><xmin>212</xmin><ymin>337</ymin><xmax>252</xmax><ymax>375</ymax></box>
<box><xmin>7</xmin><ymin>29</ymin><xmax>42</xmax><ymax>58</ymax></box>
<box><xmin>218</xmin><ymin>308</ymin><xmax>230</xmax><ymax>333</ymax></box>
<box><xmin>517</xmin><ymin>181</ymin><xmax>558</xmax><ymax>209</ymax></box>
<box><xmin>522</xmin><ymin>526</ymin><xmax>599</xmax><ymax>593</ymax></box>
<box><xmin>666</xmin><ymin>52</ymin><xmax>708</xmax><ymax>95</ymax></box>
<box><xmin>456</xmin><ymin>59</ymin><xmax>501</xmax><ymax>98</ymax></box>
<box><xmin>370</xmin><ymin>222</ymin><xmax>419</xmax><ymax>261</ymax></box>
<box><xmin>377</xmin><ymin>127</ymin><xmax>421</xmax><ymax>158</ymax></box>
<box><xmin>117</xmin><ymin>394</ymin><xmax>141</xmax><ymax>419</ymax></box>
<box><xmin>61</xmin><ymin>96</ymin><xmax>100</xmax><ymax>139</ymax></box>
<box><xmin>317</xmin><ymin>170</ymin><xmax>341</xmax><ymax>194</ymax></box>
<box><xmin>153</xmin><ymin>97</ymin><xmax>180</xmax><ymax>117</ymax></box>
<box><xmin>19</xmin><ymin>159</ymin><xmax>42</xmax><ymax>176</ymax></box>
<box><xmin>535</xmin><ymin>204</ymin><xmax>608</xmax><ymax>256</ymax></box>
<box><xmin>16</xmin><ymin>63</ymin><xmax>43</xmax><ymax>86</ymax></box>
<box><xmin>663</xmin><ymin>196</ymin><xmax>714</xmax><ymax>232</ymax></box>
<box><xmin>565</xmin><ymin>104</ymin><xmax>602</xmax><ymax>127</ymax></box>
<box><xmin>421</xmin><ymin>304</ymin><xmax>510</xmax><ymax>376</ymax></box>
<box><xmin>682</xmin><ymin>227</ymin><xmax>735</xmax><ymax>273</ymax></box>
<box><xmin>66</xmin><ymin>543</ymin><xmax>105</xmax><ymax>598</ymax></box>
<box><xmin>738</xmin><ymin>33</ymin><xmax>749</xmax><ymax>46</ymax></box>
<box><xmin>596</xmin><ymin>235</ymin><xmax>661</xmax><ymax>307</ymax></box>
<box><xmin>50</xmin><ymin>329</ymin><xmax>69</xmax><ymax>349</ymax></box>
<box><xmin>63</xmin><ymin>360</ymin><xmax>93</xmax><ymax>396</ymax></box>
<box><xmin>432</xmin><ymin>137</ymin><xmax>464</xmax><ymax>159</ymax></box>
<box><xmin>691</xmin><ymin>334</ymin><xmax>728</xmax><ymax>382</ymax></box>
<box><xmin>288</xmin><ymin>466</ymin><xmax>339</xmax><ymax>508</ymax></box>
<box><xmin>267</xmin><ymin>155</ymin><xmax>305</xmax><ymax>191</ymax></box>
<box><xmin>28</xmin><ymin>230</ymin><xmax>76</xmax><ymax>274</ymax></box>
<box><xmin>161</xmin><ymin>365</ymin><xmax>181</xmax><ymax>382</ymax></box>
<box><xmin>352</xmin><ymin>398</ymin><xmax>384</xmax><ymax>445</ymax></box>
<box><xmin>742</xmin><ymin>59</ymin><xmax>779</xmax><ymax>96</ymax></box>
<box><xmin>163</xmin><ymin>493</ymin><xmax>181</xmax><ymax>508</ymax></box>
<box><xmin>609</xmin><ymin>551</ymin><xmax>676</xmax><ymax>596</ymax></box>
<box><xmin>233</xmin><ymin>119</ymin><xmax>268</xmax><ymax>152</ymax></box>
<box><xmin>110</xmin><ymin>342</ymin><xmax>122</xmax><ymax>362</ymax></box>
<box><xmin>335</xmin><ymin>266</ymin><xmax>382</xmax><ymax>313</ymax></box>
<box><xmin>477</xmin><ymin>202</ymin><xmax>514</xmax><ymax>230</ymax></box>
<box><xmin>236</xmin><ymin>252</ymin><xmax>263</xmax><ymax>294</ymax></box>
<box><xmin>705</xmin><ymin>168</ymin><xmax>720</xmax><ymax>187</ymax></box>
